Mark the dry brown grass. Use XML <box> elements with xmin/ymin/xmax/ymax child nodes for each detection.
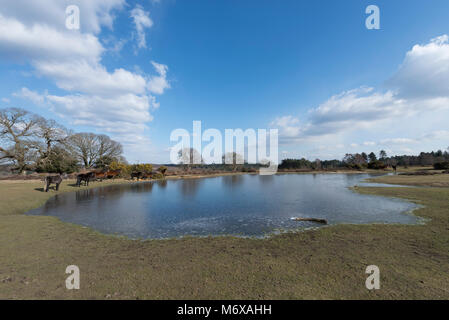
<box><xmin>0</xmin><ymin>174</ymin><xmax>448</xmax><ymax>299</ymax></box>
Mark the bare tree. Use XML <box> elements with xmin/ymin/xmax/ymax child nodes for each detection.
<box><xmin>67</xmin><ymin>133</ymin><xmax>97</xmax><ymax>168</ymax></box>
<box><xmin>68</xmin><ymin>133</ymin><xmax>123</xmax><ymax>168</ymax></box>
<box><xmin>222</xmin><ymin>152</ymin><xmax>244</xmax><ymax>171</ymax></box>
<box><xmin>343</xmin><ymin>153</ymin><xmax>366</xmax><ymax>166</ymax></box>
<box><xmin>95</xmin><ymin>134</ymin><xmax>123</xmax><ymax>168</ymax></box>
<box><xmin>33</xmin><ymin>118</ymin><xmax>71</xmax><ymax>169</ymax></box>
<box><xmin>314</xmin><ymin>158</ymin><xmax>322</xmax><ymax>170</ymax></box>
<box><xmin>0</xmin><ymin>108</ymin><xmax>40</xmax><ymax>173</ymax></box>
<box><xmin>178</xmin><ymin>148</ymin><xmax>202</xmax><ymax>171</ymax></box>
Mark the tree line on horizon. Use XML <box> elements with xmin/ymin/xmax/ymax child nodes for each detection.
<box><xmin>279</xmin><ymin>149</ymin><xmax>449</xmax><ymax>170</ymax></box>
<box><xmin>3</xmin><ymin>107</ymin><xmax>448</xmax><ymax>174</ymax></box>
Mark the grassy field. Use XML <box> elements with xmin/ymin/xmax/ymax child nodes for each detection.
<box><xmin>0</xmin><ymin>173</ymin><xmax>448</xmax><ymax>299</ymax></box>
<box><xmin>366</xmin><ymin>173</ymin><xmax>449</xmax><ymax>187</ymax></box>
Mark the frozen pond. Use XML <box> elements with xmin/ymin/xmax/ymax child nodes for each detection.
<box><xmin>27</xmin><ymin>173</ymin><xmax>419</xmax><ymax>239</ymax></box>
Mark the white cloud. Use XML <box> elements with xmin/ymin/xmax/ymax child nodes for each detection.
<box><xmin>0</xmin><ymin>14</ymin><xmax>103</xmax><ymax>63</ymax></box>
<box><xmin>130</xmin><ymin>5</ymin><xmax>153</xmax><ymax>49</ymax></box>
<box><xmin>110</xmin><ymin>38</ymin><xmax>127</xmax><ymax>54</ymax></box>
<box><xmin>0</xmin><ymin>2</ymin><xmax>170</xmax><ymax>162</ymax></box>
<box><xmin>379</xmin><ymin>138</ymin><xmax>417</xmax><ymax>145</ymax></box>
<box><xmin>388</xmin><ymin>35</ymin><xmax>449</xmax><ymax>99</ymax></box>
<box><xmin>306</xmin><ymin>87</ymin><xmax>406</xmax><ymax>136</ymax></box>
<box><xmin>270</xmin><ymin>116</ymin><xmax>301</xmax><ymax>139</ymax></box>
<box><xmin>148</xmin><ymin>61</ymin><xmax>170</xmax><ymax>94</ymax></box>
<box><xmin>0</xmin><ymin>0</ymin><xmax>125</xmax><ymax>34</ymax></box>
<box><xmin>13</xmin><ymin>87</ymin><xmax>46</xmax><ymax>106</ymax></box>
<box><xmin>0</xmin><ymin>15</ymin><xmax>147</xmax><ymax>96</ymax></box>
<box><xmin>17</xmin><ymin>88</ymin><xmax>159</xmax><ymax>152</ymax></box>
<box><xmin>421</xmin><ymin>130</ymin><xmax>449</xmax><ymax>141</ymax></box>
<box><xmin>271</xmin><ymin>35</ymin><xmax>449</xmax><ymax>158</ymax></box>
<box><xmin>46</xmin><ymin>93</ymin><xmax>154</xmax><ymax>125</ymax></box>
<box><xmin>34</xmin><ymin>60</ymin><xmax>148</xmax><ymax>96</ymax></box>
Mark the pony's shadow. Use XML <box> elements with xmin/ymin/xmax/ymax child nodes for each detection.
<box><xmin>34</xmin><ymin>186</ymin><xmax>60</xmax><ymax>192</ymax></box>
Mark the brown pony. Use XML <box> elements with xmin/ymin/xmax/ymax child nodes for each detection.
<box><xmin>94</xmin><ymin>171</ymin><xmax>107</xmax><ymax>181</ymax></box>
<box><xmin>105</xmin><ymin>169</ymin><xmax>121</xmax><ymax>180</ymax></box>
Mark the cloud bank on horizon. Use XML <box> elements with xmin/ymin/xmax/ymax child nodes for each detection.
<box><xmin>271</xmin><ymin>35</ymin><xmax>449</xmax><ymax>160</ymax></box>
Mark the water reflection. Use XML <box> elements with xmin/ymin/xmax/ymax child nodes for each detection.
<box><xmin>130</xmin><ymin>182</ymin><xmax>154</xmax><ymax>193</ymax></box>
<box><xmin>258</xmin><ymin>175</ymin><xmax>274</xmax><ymax>185</ymax></box>
<box><xmin>156</xmin><ymin>180</ymin><xmax>167</xmax><ymax>189</ymax></box>
<box><xmin>179</xmin><ymin>178</ymin><xmax>203</xmax><ymax>197</ymax></box>
<box><xmin>28</xmin><ymin>174</ymin><xmax>419</xmax><ymax>239</ymax></box>
<box><xmin>76</xmin><ymin>189</ymin><xmax>95</xmax><ymax>201</ymax></box>
<box><xmin>221</xmin><ymin>175</ymin><xmax>244</xmax><ymax>187</ymax></box>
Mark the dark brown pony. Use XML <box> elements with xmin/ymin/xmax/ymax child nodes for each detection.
<box><xmin>131</xmin><ymin>171</ymin><xmax>143</xmax><ymax>181</ymax></box>
<box><xmin>76</xmin><ymin>172</ymin><xmax>95</xmax><ymax>187</ymax></box>
<box><xmin>131</xmin><ymin>172</ymin><xmax>151</xmax><ymax>181</ymax></box>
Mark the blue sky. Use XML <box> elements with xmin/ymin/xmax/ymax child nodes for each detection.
<box><xmin>1</xmin><ymin>0</ymin><xmax>449</xmax><ymax>163</ymax></box>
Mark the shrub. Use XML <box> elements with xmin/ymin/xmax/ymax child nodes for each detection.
<box><xmin>152</xmin><ymin>172</ymin><xmax>164</xmax><ymax>179</ymax></box>
<box><xmin>109</xmin><ymin>161</ymin><xmax>130</xmax><ymax>176</ymax></box>
<box><xmin>368</xmin><ymin>160</ymin><xmax>387</xmax><ymax>170</ymax></box>
<box><xmin>35</xmin><ymin>147</ymin><xmax>79</xmax><ymax>173</ymax></box>
<box><xmin>434</xmin><ymin>162</ymin><xmax>449</xmax><ymax>170</ymax></box>
<box><xmin>158</xmin><ymin>166</ymin><xmax>168</xmax><ymax>175</ymax></box>
<box><xmin>130</xmin><ymin>163</ymin><xmax>153</xmax><ymax>174</ymax></box>
<box><xmin>345</xmin><ymin>163</ymin><xmax>363</xmax><ymax>170</ymax></box>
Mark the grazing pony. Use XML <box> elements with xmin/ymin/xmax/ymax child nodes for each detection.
<box><xmin>45</xmin><ymin>174</ymin><xmax>63</xmax><ymax>192</ymax></box>
<box><xmin>392</xmin><ymin>165</ymin><xmax>397</xmax><ymax>173</ymax></box>
<box><xmin>94</xmin><ymin>171</ymin><xmax>107</xmax><ymax>181</ymax></box>
<box><xmin>105</xmin><ymin>169</ymin><xmax>121</xmax><ymax>180</ymax></box>
<box><xmin>131</xmin><ymin>172</ymin><xmax>144</xmax><ymax>181</ymax></box>
<box><xmin>76</xmin><ymin>172</ymin><xmax>95</xmax><ymax>187</ymax></box>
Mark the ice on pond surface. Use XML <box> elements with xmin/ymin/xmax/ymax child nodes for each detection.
<box><xmin>27</xmin><ymin>174</ymin><xmax>419</xmax><ymax>239</ymax></box>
